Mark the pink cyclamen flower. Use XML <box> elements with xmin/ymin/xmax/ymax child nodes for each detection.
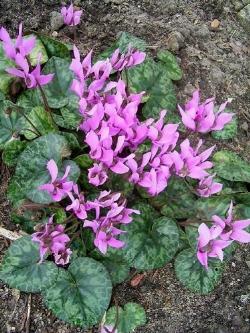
<box><xmin>88</xmin><ymin>163</ymin><xmax>108</xmax><ymax>186</ymax></box>
<box><xmin>110</xmin><ymin>47</ymin><xmax>146</xmax><ymax>71</ymax></box>
<box><xmin>66</xmin><ymin>185</ymin><xmax>87</xmax><ymax>220</ymax></box>
<box><xmin>32</xmin><ymin>216</ymin><xmax>71</xmax><ymax>265</ymax></box>
<box><xmin>197</xmin><ymin>174</ymin><xmax>223</xmax><ymax>197</ymax></box>
<box><xmin>39</xmin><ymin>159</ymin><xmax>73</xmax><ymax>202</ymax></box>
<box><xmin>212</xmin><ymin>201</ymin><xmax>250</xmax><ymax>243</ymax></box>
<box><xmin>100</xmin><ymin>325</ymin><xmax>117</xmax><ymax>333</ymax></box>
<box><xmin>0</xmin><ymin>23</ymin><xmax>36</xmax><ymax>60</ymax></box>
<box><xmin>178</xmin><ymin>90</ymin><xmax>233</xmax><ymax>133</ymax></box>
<box><xmin>171</xmin><ymin>139</ymin><xmax>214</xmax><ymax>180</ymax></box>
<box><xmin>6</xmin><ymin>53</ymin><xmax>54</xmax><ymax>88</ymax></box>
<box><xmin>61</xmin><ymin>4</ymin><xmax>83</xmax><ymax>26</ymax></box>
<box><xmin>197</xmin><ymin>223</ymin><xmax>232</xmax><ymax>269</ymax></box>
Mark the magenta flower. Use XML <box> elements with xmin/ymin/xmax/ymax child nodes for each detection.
<box><xmin>110</xmin><ymin>47</ymin><xmax>146</xmax><ymax>71</ymax></box>
<box><xmin>0</xmin><ymin>23</ymin><xmax>36</xmax><ymax>60</ymax></box>
<box><xmin>39</xmin><ymin>159</ymin><xmax>73</xmax><ymax>202</ymax></box>
<box><xmin>32</xmin><ymin>216</ymin><xmax>71</xmax><ymax>265</ymax></box>
<box><xmin>66</xmin><ymin>185</ymin><xmax>87</xmax><ymax>220</ymax></box>
<box><xmin>212</xmin><ymin>201</ymin><xmax>250</xmax><ymax>243</ymax></box>
<box><xmin>171</xmin><ymin>139</ymin><xmax>214</xmax><ymax>180</ymax></box>
<box><xmin>61</xmin><ymin>4</ymin><xmax>83</xmax><ymax>26</ymax></box>
<box><xmin>6</xmin><ymin>53</ymin><xmax>54</xmax><ymax>89</ymax></box>
<box><xmin>84</xmin><ymin>191</ymin><xmax>139</xmax><ymax>254</ymax></box>
<box><xmin>100</xmin><ymin>325</ymin><xmax>117</xmax><ymax>333</ymax></box>
<box><xmin>197</xmin><ymin>223</ymin><xmax>232</xmax><ymax>269</ymax></box>
<box><xmin>197</xmin><ymin>174</ymin><xmax>223</xmax><ymax>197</ymax></box>
<box><xmin>88</xmin><ymin>163</ymin><xmax>108</xmax><ymax>186</ymax></box>
<box><xmin>178</xmin><ymin>90</ymin><xmax>233</xmax><ymax>133</ymax></box>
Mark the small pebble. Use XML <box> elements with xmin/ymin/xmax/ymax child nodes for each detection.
<box><xmin>211</xmin><ymin>19</ymin><xmax>220</xmax><ymax>30</ymax></box>
<box><xmin>52</xmin><ymin>31</ymin><xmax>58</xmax><ymax>38</ymax></box>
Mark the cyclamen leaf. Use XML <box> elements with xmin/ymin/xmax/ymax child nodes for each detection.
<box><xmin>37</xmin><ymin>34</ymin><xmax>71</xmax><ymax>59</ymax></box>
<box><xmin>21</xmin><ymin>106</ymin><xmax>58</xmax><ymax>139</ymax></box>
<box><xmin>2</xmin><ymin>140</ymin><xmax>27</xmax><ymax>167</ymax></box>
<box><xmin>213</xmin><ymin>150</ymin><xmax>250</xmax><ymax>183</ymax></box>
<box><xmin>195</xmin><ymin>196</ymin><xmax>231</xmax><ymax>220</ymax></box>
<box><xmin>27</xmin><ymin>35</ymin><xmax>48</xmax><ymax>66</ymax></box>
<box><xmin>12</xmin><ymin>133</ymin><xmax>71</xmax><ymax>204</ymax></box>
<box><xmin>119</xmin><ymin>203</ymin><xmax>179</xmax><ymax>270</ymax></box>
<box><xmin>43</xmin><ymin>257</ymin><xmax>112</xmax><ymax>328</ymax></box>
<box><xmin>105</xmin><ymin>302</ymin><xmax>146</xmax><ymax>333</ymax></box>
<box><xmin>43</xmin><ymin>57</ymin><xmax>75</xmax><ymax>109</ymax></box>
<box><xmin>125</xmin><ymin>59</ymin><xmax>177</xmax><ymax>120</ymax></box>
<box><xmin>0</xmin><ymin>236</ymin><xmax>58</xmax><ymax>292</ymax></box>
<box><xmin>175</xmin><ymin>249</ymin><xmax>224</xmax><ymax>294</ymax></box>
<box><xmin>0</xmin><ymin>44</ymin><xmax>15</xmax><ymax>94</ymax></box>
<box><xmin>157</xmin><ymin>49</ymin><xmax>182</xmax><ymax>81</ymax></box>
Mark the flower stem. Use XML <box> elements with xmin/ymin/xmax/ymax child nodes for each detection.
<box><xmin>37</xmin><ymin>83</ymin><xmax>57</xmax><ymax>127</ymax></box>
<box><xmin>17</xmin><ymin>107</ymin><xmax>42</xmax><ymax>136</ymax></box>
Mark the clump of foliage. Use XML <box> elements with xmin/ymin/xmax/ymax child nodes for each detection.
<box><xmin>0</xmin><ymin>4</ymin><xmax>249</xmax><ymax>332</ymax></box>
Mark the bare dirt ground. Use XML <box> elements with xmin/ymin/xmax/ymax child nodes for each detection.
<box><xmin>0</xmin><ymin>0</ymin><xmax>250</xmax><ymax>332</ymax></box>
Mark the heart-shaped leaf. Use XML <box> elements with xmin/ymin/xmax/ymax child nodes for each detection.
<box><xmin>43</xmin><ymin>57</ymin><xmax>75</xmax><ymax>109</ymax></box>
<box><xmin>119</xmin><ymin>203</ymin><xmax>179</xmax><ymax>270</ymax></box>
<box><xmin>105</xmin><ymin>302</ymin><xmax>146</xmax><ymax>333</ymax></box>
<box><xmin>0</xmin><ymin>103</ymin><xmax>24</xmax><ymax>149</ymax></box>
<box><xmin>175</xmin><ymin>249</ymin><xmax>224</xmax><ymax>294</ymax></box>
<box><xmin>149</xmin><ymin>177</ymin><xmax>196</xmax><ymax>219</ymax></box>
<box><xmin>125</xmin><ymin>59</ymin><xmax>177</xmax><ymax>120</ymax></box>
<box><xmin>157</xmin><ymin>49</ymin><xmax>182</xmax><ymax>81</ymax></box>
<box><xmin>213</xmin><ymin>150</ymin><xmax>250</xmax><ymax>183</ymax></box>
<box><xmin>37</xmin><ymin>34</ymin><xmax>71</xmax><ymax>59</ymax></box>
<box><xmin>21</xmin><ymin>106</ymin><xmax>57</xmax><ymax>139</ymax></box>
<box><xmin>2</xmin><ymin>140</ymin><xmax>27</xmax><ymax>167</ymax></box>
<box><xmin>0</xmin><ymin>44</ymin><xmax>15</xmax><ymax>94</ymax></box>
<box><xmin>195</xmin><ymin>196</ymin><xmax>231</xmax><ymax>220</ymax></box>
<box><xmin>17</xmin><ymin>88</ymin><xmax>43</xmax><ymax>110</ymax></box>
<box><xmin>43</xmin><ymin>257</ymin><xmax>112</xmax><ymax>328</ymax></box>
<box><xmin>27</xmin><ymin>35</ymin><xmax>48</xmax><ymax>66</ymax></box>
<box><xmin>12</xmin><ymin>133</ymin><xmax>72</xmax><ymax>204</ymax></box>
<box><xmin>0</xmin><ymin>236</ymin><xmax>58</xmax><ymax>292</ymax></box>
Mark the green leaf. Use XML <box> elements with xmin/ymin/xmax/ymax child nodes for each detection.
<box><xmin>106</xmin><ymin>173</ymin><xmax>134</xmax><ymax>197</ymax></box>
<box><xmin>98</xmin><ymin>32</ymin><xmax>147</xmax><ymax>60</ymax></box>
<box><xmin>37</xmin><ymin>34</ymin><xmax>71</xmax><ymax>59</ymax></box>
<box><xmin>125</xmin><ymin>59</ymin><xmax>177</xmax><ymax>120</ymax></box>
<box><xmin>43</xmin><ymin>257</ymin><xmax>112</xmax><ymax>328</ymax></box>
<box><xmin>0</xmin><ymin>104</ymin><xmax>24</xmax><ymax>149</ymax></box>
<box><xmin>21</xmin><ymin>106</ymin><xmax>57</xmax><ymax>139</ymax></box>
<box><xmin>74</xmin><ymin>154</ymin><xmax>93</xmax><ymax>169</ymax></box>
<box><xmin>0</xmin><ymin>236</ymin><xmax>58</xmax><ymax>292</ymax></box>
<box><xmin>59</xmin><ymin>95</ymin><xmax>82</xmax><ymax>129</ymax></box>
<box><xmin>13</xmin><ymin>133</ymin><xmax>71</xmax><ymax>204</ymax></box>
<box><xmin>27</xmin><ymin>35</ymin><xmax>48</xmax><ymax>66</ymax></box>
<box><xmin>105</xmin><ymin>302</ymin><xmax>146</xmax><ymax>333</ymax></box>
<box><xmin>62</xmin><ymin>132</ymin><xmax>80</xmax><ymax>150</ymax></box>
<box><xmin>7</xmin><ymin>177</ymin><xmax>26</xmax><ymax>208</ymax></box>
<box><xmin>175</xmin><ymin>249</ymin><xmax>224</xmax><ymax>294</ymax></box>
<box><xmin>213</xmin><ymin>150</ymin><xmax>250</xmax><ymax>183</ymax></box>
<box><xmin>119</xmin><ymin>203</ymin><xmax>179</xmax><ymax>270</ymax></box>
<box><xmin>151</xmin><ymin>177</ymin><xmax>196</xmax><ymax>219</ymax></box>
<box><xmin>211</xmin><ymin>113</ymin><xmax>237</xmax><ymax>140</ymax></box>
<box><xmin>11</xmin><ymin>209</ymin><xmax>39</xmax><ymax>233</ymax></box>
<box><xmin>0</xmin><ymin>44</ymin><xmax>15</xmax><ymax>94</ymax></box>
<box><xmin>17</xmin><ymin>88</ymin><xmax>43</xmax><ymax>110</ymax></box>
<box><xmin>2</xmin><ymin>140</ymin><xmax>27</xmax><ymax>167</ymax></box>
<box><xmin>157</xmin><ymin>49</ymin><xmax>182</xmax><ymax>81</ymax></box>
<box><xmin>43</xmin><ymin>57</ymin><xmax>75</xmax><ymax>109</ymax></box>
<box><xmin>195</xmin><ymin>196</ymin><xmax>231</xmax><ymax>220</ymax></box>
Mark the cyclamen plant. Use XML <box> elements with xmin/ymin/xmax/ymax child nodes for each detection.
<box><xmin>0</xmin><ymin>7</ymin><xmax>249</xmax><ymax>332</ymax></box>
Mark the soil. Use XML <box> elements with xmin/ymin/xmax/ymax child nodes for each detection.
<box><xmin>0</xmin><ymin>0</ymin><xmax>250</xmax><ymax>332</ymax></box>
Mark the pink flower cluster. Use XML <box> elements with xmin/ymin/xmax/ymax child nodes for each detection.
<box><xmin>0</xmin><ymin>24</ymin><xmax>54</xmax><ymax>88</ymax></box>
<box><xmin>37</xmin><ymin>159</ymin><xmax>138</xmax><ymax>258</ymax></box>
<box><xmin>70</xmin><ymin>46</ymin><xmax>222</xmax><ymax>197</ymax></box>
<box><xmin>178</xmin><ymin>90</ymin><xmax>233</xmax><ymax>133</ymax></box>
<box><xmin>197</xmin><ymin>201</ymin><xmax>250</xmax><ymax>269</ymax></box>
<box><xmin>61</xmin><ymin>4</ymin><xmax>83</xmax><ymax>26</ymax></box>
<box><xmin>32</xmin><ymin>216</ymin><xmax>72</xmax><ymax>266</ymax></box>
